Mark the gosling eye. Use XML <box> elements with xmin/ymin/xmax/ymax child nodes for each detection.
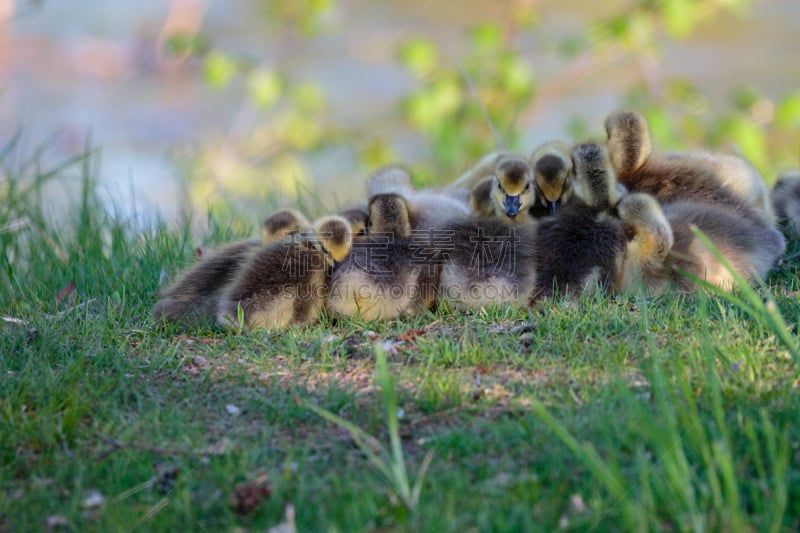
<box><xmin>497</xmin><ymin>180</ymin><xmax>503</xmax><ymax>191</ymax></box>
<box><xmin>524</xmin><ymin>183</ymin><xmax>530</xmax><ymax>191</ymax></box>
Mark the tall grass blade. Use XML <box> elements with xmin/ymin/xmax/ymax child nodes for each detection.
<box><xmin>305</xmin><ymin>344</ymin><xmax>432</xmax><ymax>513</ymax></box>
<box><xmin>304</xmin><ymin>402</ymin><xmax>394</xmax><ymax>484</ymax></box>
<box><xmin>529</xmin><ymin>398</ymin><xmax>642</xmax><ymax>528</ymax></box>
<box><xmin>376</xmin><ymin>344</ymin><xmax>412</xmax><ymax>501</ymax></box>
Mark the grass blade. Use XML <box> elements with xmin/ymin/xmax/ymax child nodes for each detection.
<box><xmin>688</xmin><ymin>225</ymin><xmax>800</xmax><ymax>364</ymax></box>
<box><xmin>304</xmin><ymin>402</ymin><xmax>394</xmax><ymax>484</ymax></box>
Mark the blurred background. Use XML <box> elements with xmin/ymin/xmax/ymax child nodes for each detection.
<box><xmin>1</xmin><ymin>0</ymin><xmax>798</xmax><ymax>229</ymax></box>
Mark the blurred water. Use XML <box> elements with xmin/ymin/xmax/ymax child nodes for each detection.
<box><xmin>0</xmin><ymin>0</ymin><xmax>798</xmax><ymax>225</ymax></box>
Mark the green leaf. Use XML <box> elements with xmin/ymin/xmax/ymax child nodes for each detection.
<box><xmin>398</xmin><ymin>38</ymin><xmax>439</xmax><ymax>78</ymax></box>
<box><xmin>662</xmin><ymin>0</ymin><xmax>695</xmax><ymax>38</ymax></box>
<box><xmin>283</xmin><ymin>114</ymin><xmax>323</xmax><ymax>149</ymax></box>
<box><xmin>404</xmin><ymin>79</ymin><xmax>462</xmax><ymax>132</ymax></box>
<box><xmin>471</xmin><ymin>23</ymin><xmax>502</xmax><ymax>51</ymax></box>
<box><xmin>247</xmin><ymin>69</ymin><xmax>283</xmax><ymax>109</ymax></box>
<box><xmin>359</xmin><ymin>138</ymin><xmax>395</xmax><ymax>168</ymax></box>
<box><xmin>291</xmin><ymin>83</ymin><xmax>326</xmax><ymax>114</ymax></box>
<box><xmin>775</xmin><ymin>92</ymin><xmax>800</xmax><ymax>127</ymax></box>
<box><xmin>605</xmin><ymin>15</ymin><xmax>630</xmax><ymax>40</ymax></box>
<box><xmin>628</xmin><ymin>12</ymin><xmax>655</xmax><ymax>47</ymax></box>
<box><xmin>731</xmin><ymin>86</ymin><xmax>759</xmax><ymax>111</ymax></box>
<box><xmin>644</xmin><ymin>108</ymin><xmax>672</xmax><ymax>147</ymax></box>
<box><xmin>500</xmin><ymin>56</ymin><xmax>534</xmax><ymax>98</ymax></box>
<box><xmin>163</xmin><ymin>32</ymin><xmax>210</xmax><ymax>57</ymax></box>
<box><xmin>725</xmin><ymin>117</ymin><xmax>767</xmax><ymax>170</ymax></box>
<box><xmin>204</xmin><ymin>51</ymin><xmax>237</xmax><ymax>90</ymax></box>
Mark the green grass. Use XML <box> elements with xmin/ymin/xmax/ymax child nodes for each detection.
<box><xmin>2</xmin><ymin>148</ymin><xmax>800</xmax><ymax>532</ymax></box>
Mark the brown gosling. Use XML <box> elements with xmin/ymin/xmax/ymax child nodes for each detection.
<box><xmin>604</xmin><ymin>109</ymin><xmax>767</xmax><ymax>218</ymax></box>
<box><xmin>436</xmin><ymin>217</ymin><xmax>538</xmax><ymax>310</ymax></box>
<box><xmin>570</xmin><ymin>142</ymin><xmax>623</xmax><ymax>210</ymax></box>
<box><xmin>216</xmin><ymin>216</ymin><xmax>353</xmax><ymax>330</ymax></box>
<box><xmin>327</xmin><ymin>194</ymin><xmax>440</xmax><ymax>321</ymax></box>
<box><xmin>337</xmin><ymin>205</ymin><xmax>370</xmax><ymax>238</ymax></box>
<box><xmin>194</xmin><ymin>208</ymin><xmax>311</xmax><ymax>259</ymax></box>
<box><xmin>530</xmin><ymin>142</ymin><xmax>628</xmax><ymax>300</ymax></box>
<box><xmin>614</xmin><ymin>192</ymin><xmax>674</xmax><ymax>295</ymax></box>
<box><xmin>670</xmin><ymin>151</ymin><xmax>774</xmax><ymax>221</ymax></box>
<box><xmin>260</xmin><ymin>207</ymin><xmax>312</xmax><ymax>245</ymax></box>
<box><xmin>663</xmin><ymin>200</ymin><xmax>785</xmax><ymax>290</ymax></box>
<box><xmin>615</xmin><ymin>192</ymin><xmax>785</xmax><ymax>293</ymax></box>
<box><xmin>153</xmin><ymin>239</ymin><xmax>265</xmax><ymax>325</ymax></box>
<box><xmin>155</xmin><ymin>208</ymin><xmax>313</xmax><ymax>322</ymax></box>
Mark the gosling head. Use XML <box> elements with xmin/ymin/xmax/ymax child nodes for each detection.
<box><xmin>530</xmin><ymin>141</ymin><xmax>574</xmax><ymax>216</ymax></box>
<box><xmin>604</xmin><ymin>110</ymin><xmax>652</xmax><ymax>178</ymax></box>
<box><xmin>261</xmin><ymin>208</ymin><xmax>311</xmax><ymax>244</ymax></box>
<box><xmin>571</xmin><ymin>142</ymin><xmax>621</xmax><ymax>211</ymax></box>
<box><xmin>338</xmin><ymin>206</ymin><xmax>370</xmax><ymax>238</ymax></box>
<box><xmin>367</xmin><ymin>193</ymin><xmax>413</xmax><ymax>239</ymax></box>
<box><xmin>491</xmin><ymin>154</ymin><xmax>535</xmax><ymax>220</ymax></box>
<box><xmin>312</xmin><ymin>215</ymin><xmax>353</xmax><ymax>264</ymax></box>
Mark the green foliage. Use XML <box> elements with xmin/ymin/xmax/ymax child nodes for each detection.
<box><xmin>163</xmin><ymin>32</ymin><xmax>211</xmax><ymax>58</ymax></box>
<box><xmin>203</xmin><ymin>50</ymin><xmax>238</xmax><ymax>91</ymax></box>
<box><xmin>178</xmin><ymin>46</ymin><xmax>333</xmax><ymax>211</ymax></box>
<box><xmin>391</xmin><ymin>0</ymin><xmax>799</xmax><ymax>188</ymax></box>
<box><xmin>627</xmin><ymin>87</ymin><xmax>800</xmax><ymax>182</ymax></box>
<box><xmin>584</xmin><ymin>0</ymin><xmax>796</xmax><ymax>181</ymax></box>
<box><xmin>257</xmin><ymin>0</ymin><xmax>335</xmax><ymax>36</ymax></box>
<box><xmin>246</xmin><ymin>69</ymin><xmax>283</xmax><ymax>109</ymax></box>
<box><xmin>178</xmin><ymin>0</ymin><xmax>798</xmax><ymax>212</ymax></box>
<box><xmin>397</xmin><ymin>25</ymin><xmax>535</xmax><ymax>185</ymax></box>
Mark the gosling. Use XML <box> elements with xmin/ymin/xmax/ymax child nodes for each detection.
<box><xmin>528</xmin><ymin>141</ymin><xmax>574</xmax><ymax>217</ymax></box>
<box><xmin>468</xmin><ymin>154</ymin><xmax>537</xmax><ymax>222</ymax></box>
<box><xmin>604</xmin><ymin>109</ymin><xmax>770</xmax><ymax>221</ymax></box>
<box><xmin>327</xmin><ymin>194</ymin><xmax>440</xmax><ymax>321</ymax></box>
<box><xmin>153</xmin><ymin>208</ymin><xmax>311</xmax><ymax>323</ymax></box>
<box><xmin>530</xmin><ymin>142</ymin><xmax>628</xmax><ymax>300</ymax></box>
<box><xmin>216</xmin><ymin>216</ymin><xmax>353</xmax><ymax>330</ymax></box>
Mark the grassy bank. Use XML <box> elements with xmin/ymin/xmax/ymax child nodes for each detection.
<box><xmin>2</xmin><ymin>150</ymin><xmax>799</xmax><ymax>532</ymax></box>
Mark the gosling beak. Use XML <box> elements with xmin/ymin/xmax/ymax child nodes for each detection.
<box><xmin>503</xmin><ymin>195</ymin><xmax>521</xmax><ymax>218</ymax></box>
<box><xmin>549</xmin><ymin>200</ymin><xmax>560</xmax><ymax>216</ymax></box>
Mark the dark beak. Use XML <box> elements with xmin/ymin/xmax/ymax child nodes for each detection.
<box><xmin>504</xmin><ymin>195</ymin><xmax>521</xmax><ymax>218</ymax></box>
<box><xmin>549</xmin><ymin>200</ymin><xmax>560</xmax><ymax>216</ymax></box>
